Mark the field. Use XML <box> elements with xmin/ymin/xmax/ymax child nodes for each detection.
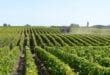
<box><xmin>0</xmin><ymin>27</ymin><xmax>110</xmax><ymax>75</ymax></box>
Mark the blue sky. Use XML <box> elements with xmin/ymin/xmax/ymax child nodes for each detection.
<box><xmin>0</xmin><ymin>0</ymin><xmax>110</xmax><ymax>26</ymax></box>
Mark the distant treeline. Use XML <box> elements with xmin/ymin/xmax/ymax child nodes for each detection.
<box><xmin>91</xmin><ymin>25</ymin><xmax>110</xmax><ymax>29</ymax></box>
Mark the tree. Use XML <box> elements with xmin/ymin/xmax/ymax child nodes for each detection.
<box><xmin>8</xmin><ymin>24</ymin><xmax>11</xmax><ymax>27</ymax></box>
<box><xmin>24</xmin><ymin>24</ymin><xmax>31</xmax><ymax>26</ymax></box>
<box><xmin>70</xmin><ymin>23</ymin><xmax>79</xmax><ymax>28</ymax></box>
<box><xmin>3</xmin><ymin>23</ymin><xmax>7</xmax><ymax>27</ymax></box>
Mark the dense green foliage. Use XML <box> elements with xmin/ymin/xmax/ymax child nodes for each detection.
<box><xmin>0</xmin><ymin>46</ymin><xmax>20</xmax><ymax>75</ymax></box>
<box><xmin>35</xmin><ymin>46</ymin><xmax>75</xmax><ymax>75</ymax></box>
<box><xmin>0</xmin><ymin>27</ymin><xmax>110</xmax><ymax>75</ymax></box>
<box><xmin>25</xmin><ymin>46</ymin><xmax>38</xmax><ymax>75</ymax></box>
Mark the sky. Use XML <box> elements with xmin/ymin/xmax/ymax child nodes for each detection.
<box><xmin>0</xmin><ymin>0</ymin><xmax>110</xmax><ymax>26</ymax></box>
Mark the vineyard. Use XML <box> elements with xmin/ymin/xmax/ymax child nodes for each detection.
<box><xmin>0</xmin><ymin>27</ymin><xmax>110</xmax><ymax>75</ymax></box>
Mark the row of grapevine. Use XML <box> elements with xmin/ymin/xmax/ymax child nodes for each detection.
<box><xmin>0</xmin><ymin>27</ymin><xmax>23</xmax><ymax>48</ymax></box>
<box><xmin>1</xmin><ymin>27</ymin><xmax>110</xmax><ymax>75</ymax></box>
<box><xmin>57</xmin><ymin>46</ymin><xmax>110</xmax><ymax>67</ymax></box>
<box><xmin>46</xmin><ymin>34</ymin><xmax>61</xmax><ymax>46</ymax></box>
<box><xmin>51</xmin><ymin>34</ymin><xmax>68</xmax><ymax>46</ymax></box>
<box><xmin>1</xmin><ymin>27</ymin><xmax>110</xmax><ymax>48</ymax></box>
<box><xmin>32</xmin><ymin>27</ymin><xmax>60</xmax><ymax>34</ymax></box>
<box><xmin>40</xmin><ymin>34</ymin><xmax>54</xmax><ymax>46</ymax></box>
<box><xmin>25</xmin><ymin>46</ymin><xmax>38</xmax><ymax>75</ymax></box>
<box><xmin>45</xmin><ymin>47</ymin><xmax>110</xmax><ymax>75</ymax></box>
<box><xmin>57</xmin><ymin>34</ymin><xmax>75</xmax><ymax>46</ymax></box>
<box><xmin>7</xmin><ymin>27</ymin><xmax>110</xmax><ymax>48</ymax></box>
<box><xmin>0</xmin><ymin>46</ymin><xmax>20</xmax><ymax>75</ymax></box>
<box><xmin>35</xmin><ymin>46</ymin><xmax>75</xmax><ymax>75</ymax></box>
